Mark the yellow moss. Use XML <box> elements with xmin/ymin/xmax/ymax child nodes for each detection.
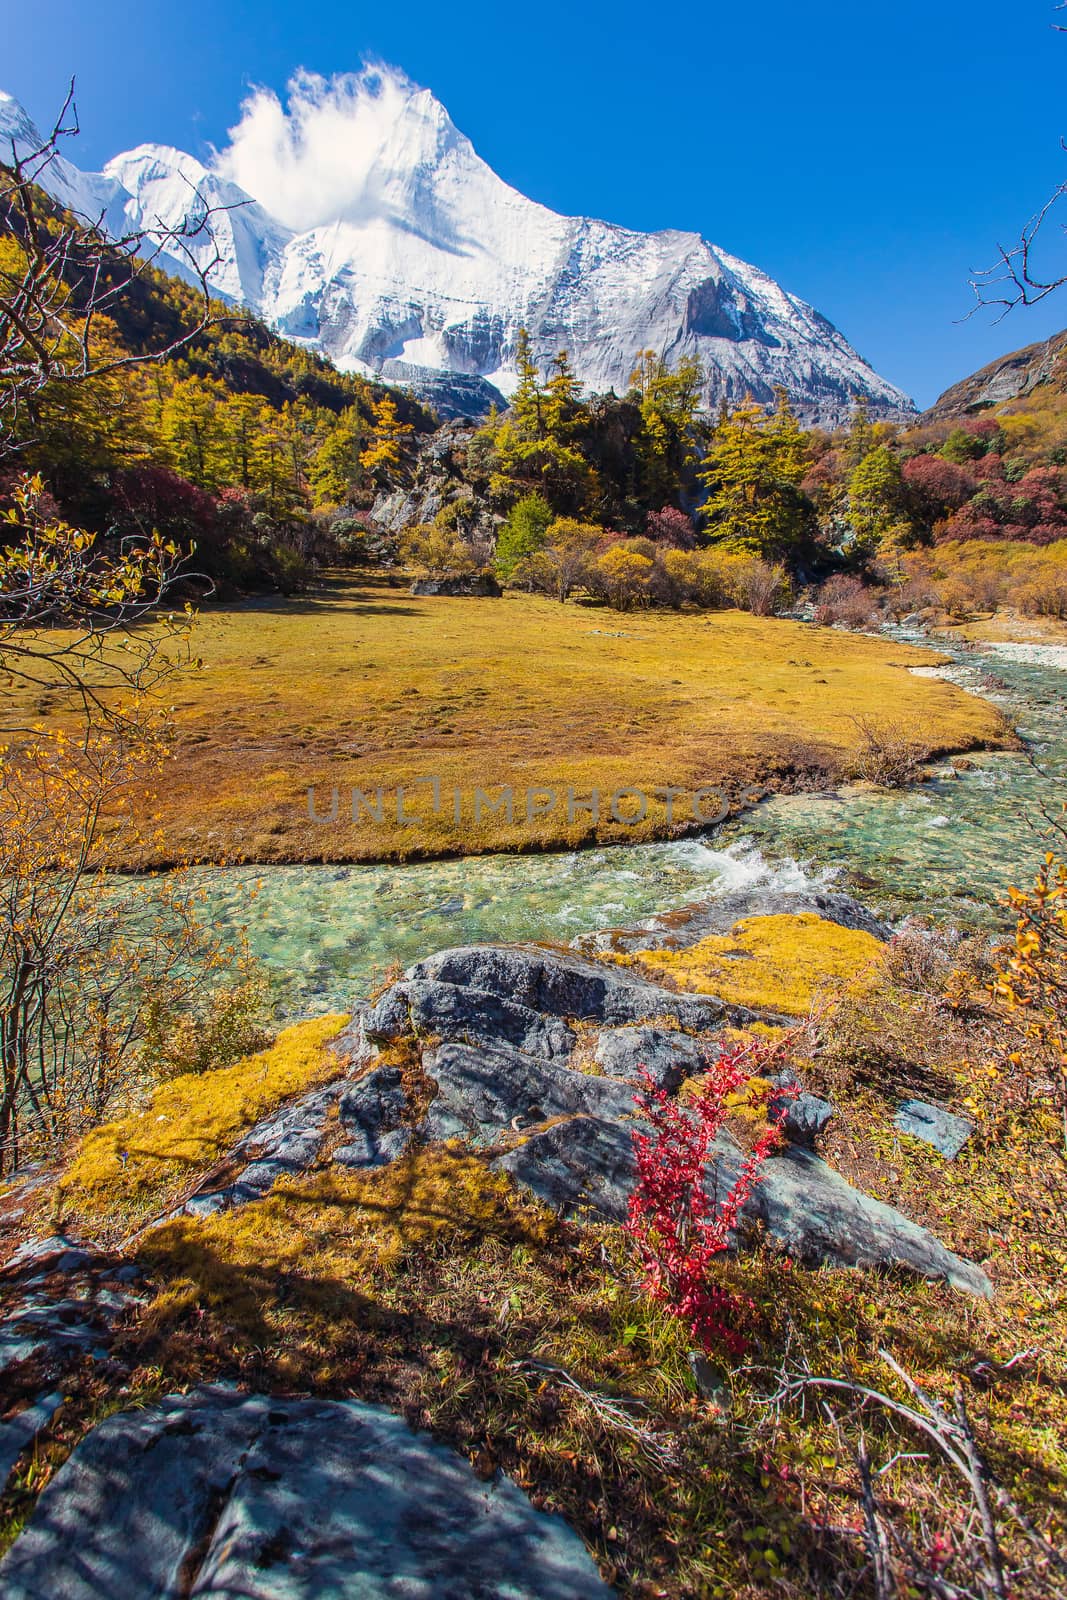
<box><xmin>140</xmin><ymin>1146</ymin><xmax>552</xmax><ymax>1331</ymax></box>
<box><xmin>58</xmin><ymin>1014</ymin><xmax>348</xmax><ymax>1226</ymax></box>
<box><xmin>619</xmin><ymin>913</ymin><xmax>883</xmax><ymax>1015</ymax></box>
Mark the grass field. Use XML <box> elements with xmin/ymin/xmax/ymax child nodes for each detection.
<box><xmin>21</xmin><ymin>575</ymin><xmax>1011</xmax><ymax>865</ymax></box>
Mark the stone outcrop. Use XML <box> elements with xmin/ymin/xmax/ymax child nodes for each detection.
<box><xmin>0</xmin><ymin>917</ymin><xmax>997</xmax><ymax>1592</ymax></box>
<box><xmin>355</xmin><ymin>939</ymin><xmax>990</xmax><ymax>1297</ymax></box>
<box><xmin>493</xmin><ymin>1116</ymin><xmax>991</xmax><ymax>1298</ymax></box>
<box><xmin>364</xmin><ymin>976</ymin><xmax>576</xmax><ymax>1060</ymax></box>
<box><xmin>592</xmin><ymin>1024</ymin><xmax>711</xmax><ymax>1090</ymax></box>
<box><xmin>421</xmin><ymin>1040</ymin><xmax>635</xmax><ymax>1143</ymax></box>
<box><xmin>0</xmin><ymin>1386</ymin><xmax>611</xmax><ymax>1599</ymax></box>
<box><xmin>408</xmin><ymin>943</ymin><xmax>747</xmax><ymax>1029</ymax></box>
<box><xmin>409</xmin><ymin>572</ymin><xmax>502</xmax><ymax>597</ymax></box>
<box><xmin>574</xmin><ymin>886</ymin><xmax>891</xmax><ymax>957</ymax></box>
<box><xmin>334</xmin><ymin>1066</ymin><xmax>413</xmax><ymax>1167</ymax></box>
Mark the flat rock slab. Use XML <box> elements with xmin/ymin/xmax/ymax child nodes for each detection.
<box><xmin>177</xmin><ymin>1081</ymin><xmax>345</xmax><ymax>1219</ymax></box>
<box><xmin>0</xmin><ymin>1385</ymin><xmax>611</xmax><ymax>1599</ymax></box>
<box><xmin>0</xmin><ymin>1255</ymin><xmax>141</xmax><ymax>1378</ymax></box>
<box><xmin>4</xmin><ymin>1236</ymin><xmax>96</xmax><ymax>1276</ymax></box>
<box><xmin>411</xmin><ymin>943</ymin><xmax>744</xmax><ymax>1028</ymax></box>
<box><xmin>364</xmin><ymin>978</ymin><xmax>576</xmax><ymax>1061</ymax></box>
<box><xmin>894</xmin><ymin>1100</ymin><xmax>974</xmax><ymax>1160</ymax></box>
<box><xmin>422</xmin><ymin>1042</ymin><xmax>635</xmax><ymax>1144</ymax></box>
<box><xmin>495</xmin><ymin>1115</ymin><xmax>991</xmax><ymax>1297</ymax></box>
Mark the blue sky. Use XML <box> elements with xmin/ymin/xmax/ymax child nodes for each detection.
<box><xmin>4</xmin><ymin>0</ymin><xmax>1067</xmax><ymax>407</ymax></box>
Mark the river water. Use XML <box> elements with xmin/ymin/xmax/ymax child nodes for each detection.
<box><xmin>180</xmin><ymin>637</ymin><xmax>1067</xmax><ymax>1017</ymax></box>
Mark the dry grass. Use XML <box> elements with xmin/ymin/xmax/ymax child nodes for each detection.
<box><xmin>54</xmin><ymin>1014</ymin><xmax>348</xmax><ymax>1236</ymax></box>
<box><xmin>8</xmin><ymin>576</ymin><xmax>1009</xmax><ymax>865</ymax></box>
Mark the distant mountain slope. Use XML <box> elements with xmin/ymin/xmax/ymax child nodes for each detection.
<box><xmin>923</xmin><ymin>329</ymin><xmax>1067</xmax><ymax>421</ymax></box>
<box><xmin>0</xmin><ymin>72</ymin><xmax>914</xmax><ymax>428</ymax></box>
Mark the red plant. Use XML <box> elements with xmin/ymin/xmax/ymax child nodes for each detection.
<box><xmin>645</xmin><ymin>506</ymin><xmax>697</xmax><ymax>549</ymax></box>
<box><xmin>625</xmin><ymin>1038</ymin><xmax>796</xmax><ymax>1356</ymax></box>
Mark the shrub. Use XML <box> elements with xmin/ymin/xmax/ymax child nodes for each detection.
<box><xmin>626</xmin><ymin>1034</ymin><xmax>795</xmax><ymax>1356</ymax></box>
<box><xmin>849</xmin><ymin>715</ymin><xmax>925</xmax><ymax>787</ymax></box>
<box><xmin>399</xmin><ymin>519</ymin><xmax>477</xmax><ymax>576</ymax></box>
<box><xmin>813</xmin><ymin>574</ymin><xmax>878</xmax><ymax>629</ymax></box>
<box><xmin>511</xmin><ymin>518</ymin><xmax>607</xmax><ymax>601</ymax></box>
<box><xmin>727</xmin><ymin>555</ymin><xmax>792</xmax><ymax>615</ymax></box>
<box><xmin>990</xmin><ymin>849</ymin><xmax>1067</xmax><ymax>1140</ymax></box>
<box><xmin>590</xmin><ymin>545</ymin><xmax>653</xmax><ymax>609</ymax></box>
<box><xmin>142</xmin><ymin>972</ymin><xmax>274</xmax><ymax>1080</ymax></box>
<box><xmin>645</xmin><ymin>506</ymin><xmax>696</xmax><ymax>549</ymax></box>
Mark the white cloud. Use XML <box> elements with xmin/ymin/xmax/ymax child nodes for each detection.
<box><xmin>213</xmin><ymin>64</ymin><xmax>431</xmax><ymax>232</ymax></box>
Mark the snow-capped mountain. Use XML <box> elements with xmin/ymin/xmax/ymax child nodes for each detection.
<box><xmin>0</xmin><ymin>74</ymin><xmax>914</xmax><ymax>425</ymax></box>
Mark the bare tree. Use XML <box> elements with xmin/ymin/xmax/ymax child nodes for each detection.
<box><xmin>0</xmin><ymin>80</ymin><xmax>230</xmax><ymax>442</ymax></box>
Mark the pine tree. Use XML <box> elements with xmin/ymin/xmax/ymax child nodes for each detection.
<box><xmin>494</xmin><ymin>492</ymin><xmax>554</xmax><ymax>577</ymax></box>
<box><xmin>510</xmin><ymin>327</ymin><xmax>545</xmax><ymax>439</ymax></box>
<box><xmin>160</xmin><ymin>377</ymin><xmax>222</xmax><ymax>487</ymax></box>
<box><xmin>629</xmin><ymin>351</ymin><xmax>704</xmax><ymax>509</ymax></box>
<box><xmin>846</xmin><ymin>396</ymin><xmax>873</xmax><ymax>465</ymax></box>
<box><xmin>543</xmin><ymin>351</ymin><xmax>581</xmax><ymax>440</ymax></box>
<box><xmin>699</xmin><ymin>392</ymin><xmax>812</xmax><ymax>562</ymax></box>
<box><xmin>847</xmin><ymin>443</ymin><xmax>903</xmax><ymax>554</ymax></box>
<box><xmin>310</xmin><ymin>409</ymin><xmax>366</xmax><ymax>507</ymax></box>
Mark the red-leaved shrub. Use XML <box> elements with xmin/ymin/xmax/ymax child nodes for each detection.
<box><xmin>645</xmin><ymin>506</ymin><xmax>697</xmax><ymax>549</ymax></box>
<box><xmin>625</xmin><ymin>1039</ymin><xmax>795</xmax><ymax>1356</ymax></box>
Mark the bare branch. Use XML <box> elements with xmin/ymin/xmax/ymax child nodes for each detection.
<box><xmin>967</xmin><ymin>177</ymin><xmax>1067</xmax><ymax>323</ymax></box>
<box><xmin>0</xmin><ymin>81</ymin><xmax>243</xmax><ymax>447</ymax></box>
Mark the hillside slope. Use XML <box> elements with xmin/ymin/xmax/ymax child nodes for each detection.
<box><xmin>923</xmin><ymin>329</ymin><xmax>1067</xmax><ymax>421</ymax></box>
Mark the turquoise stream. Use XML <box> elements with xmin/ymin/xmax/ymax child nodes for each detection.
<box><xmin>181</xmin><ymin>637</ymin><xmax>1066</xmax><ymax>1018</ymax></box>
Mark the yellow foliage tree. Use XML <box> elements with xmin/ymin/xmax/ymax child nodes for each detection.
<box><xmin>361</xmin><ymin>393</ymin><xmax>413</xmax><ymax>480</ymax></box>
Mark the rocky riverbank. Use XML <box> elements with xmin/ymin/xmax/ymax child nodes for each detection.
<box><xmin>0</xmin><ymin>887</ymin><xmax>1009</xmax><ymax>1596</ymax></box>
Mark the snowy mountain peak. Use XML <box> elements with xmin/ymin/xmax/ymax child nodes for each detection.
<box><xmin>0</xmin><ymin>73</ymin><xmax>915</xmax><ymax>424</ymax></box>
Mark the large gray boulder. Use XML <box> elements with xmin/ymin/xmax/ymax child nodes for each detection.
<box><xmin>421</xmin><ymin>1042</ymin><xmax>635</xmax><ymax>1144</ymax></box>
<box><xmin>729</xmin><ymin>1139</ymin><xmax>991</xmax><ymax>1297</ymax></box>
<box><xmin>364</xmin><ymin>978</ymin><xmax>576</xmax><ymax>1061</ymax></box>
<box><xmin>494</xmin><ymin>1115</ymin><xmax>991</xmax><ymax>1297</ymax></box>
<box><xmin>410</xmin><ymin>943</ymin><xmax>747</xmax><ymax>1028</ymax></box>
<box><xmin>409</xmin><ymin>572</ymin><xmax>502</xmax><ymax>597</ymax></box>
<box><xmin>592</xmin><ymin>1024</ymin><xmax>710</xmax><ymax>1090</ymax></box>
<box><xmin>0</xmin><ymin>1385</ymin><xmax>611</xmax><ymax>1599</ymax></box>
<box><xmin>494</xmin><ymin>1116</ymin><xmax>640</xmax><ymax>1222</ymax></box>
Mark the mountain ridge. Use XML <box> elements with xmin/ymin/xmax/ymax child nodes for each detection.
<box><xmin>0</xmin><ymin>72</ymin><xmax>914</xmax><ymax>426</ymax></box>
<box><xmin>922</xmin><ymin>327</ymin><xmax>1067</xmax><ymax>422</ymax></box>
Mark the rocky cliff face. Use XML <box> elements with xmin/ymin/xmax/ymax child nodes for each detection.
<box><xmin>1</xmin><ymin>72</ymin><xmax>914</xmax><ymax>427</ymax></box>
<box><xmin>922</xmin><ymin>328</ymin><xmax>1067</xmax><ymax>421</ymax></box>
